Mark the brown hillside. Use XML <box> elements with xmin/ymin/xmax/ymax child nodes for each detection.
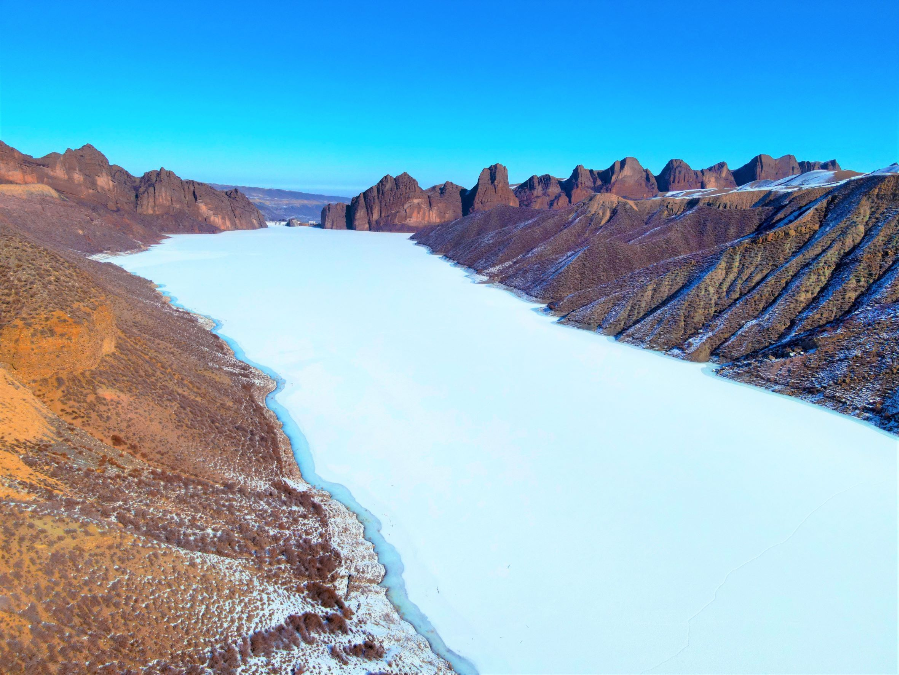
<box><xmin>414</xmin><ymin>174</ymin><xmax>899</xmax><ymax>433</ymax></box>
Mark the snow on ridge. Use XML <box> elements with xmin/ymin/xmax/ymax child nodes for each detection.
<box><xmin>869</xmin><ymin>163</ymin><xmax>899</xmax><ymax>175</ymax></box>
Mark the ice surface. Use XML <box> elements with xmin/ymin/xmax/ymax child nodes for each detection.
<box><xmin>116</xmin><ymin>228</ymin><xmax>898</xmax><ymax>674</ymax></box>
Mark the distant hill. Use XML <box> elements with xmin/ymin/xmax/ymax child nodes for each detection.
<box><xmin>211</xmin><ymin>184</ymin><xmax>351</xmax><ymax>222</ymax></box>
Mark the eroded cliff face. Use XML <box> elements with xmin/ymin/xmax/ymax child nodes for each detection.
<box><xmin>799</xmin><ymin>159</ymin><xmax>841</xmax><ymax>172</ymax></box>
<box><xmin>413</xmin><ymin>174</ymin><xmax>899</xmax><ymax>433</ymax></box>
<box><xmin>596</xmin><ymin>157</ymin><xmax>659</xmax><ymax>199</ymax></box>
<box><xmin>320</xmin><ymin>162</ymin><xmax>522</xmax><ymax>232</ymax></box>
<box><xmin>136</xmin><ymin>168</ymin><xmax>264</xmax><ymax>232</ymax></box>
<box><xmin>322</xmin><ymin>201</ymin><xmax>350</xmax><ymax>230</ymax></box>
<box><xmin>426</xmin><ymin>181</ymin><xmax>467</xmax><ymax>221</ymax></box>
<box><xmin>0</xmin><ymin>141</ymin><xmax>265</xmax><ymax>233</ymax></box>
<box><xmin>516</xmin><ymin>158</ymin><xmax>661</xmax><ymax>207</ymax></box>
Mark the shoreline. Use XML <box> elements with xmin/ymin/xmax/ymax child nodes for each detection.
<box><xmin>108</xmin><ymin>228</ymin><xmax>897</xmax><ymax>672</ymax></box>
<box><xmin>415</xmin><ymin>243</ymin><xmax>899</xmax><ymax>440</ymax></box>
<box><xmin>149</xmin><ymin>282</ymin><xmax>477</xmax><ymax>675</ymax></box>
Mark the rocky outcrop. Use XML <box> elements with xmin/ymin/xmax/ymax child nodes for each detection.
<box><xmin>732</xmin><ymin>154</ymin><xmax>799</xmax><ymax>184</ymax></box>
<box><xmin>596</xmin><ymin>157</ymin><xmax>659</xmax><ymax>199</ymax></box>
<box><xmin>350</xmin><ymin>173</ymin><xmax>426</xmax><ymax>231</ymax></box>
<box><xmin>462</xmin><ymin>163</ymin><xmax>519</xmax><ymax>214</ymax></box>
<box><xmin>321</xmin><ymin>202</ymin><xmax>349</xmax><ymax>229</ymax></box>
<box><xmin>320</xmin><ymin>166</ymin><xmax>517</xmax><ymax>232</ymax></box>
<box><xmin>413</xmin><ymin>173</ymin><xmax>899</xmax><ymax>433</ymax></box>
<box><xmin>0</xmin><ymin>142</ymin><xmax>138</xmax><ymax>211</ymax></box>
<box><xmin>137</xmin><ymin>169</ymin><xmax>264</xmax><ymax>231</ymax></box>
<box><xmin>517</xmin><ymin>158</ymin><xmax>661</xmax><ymax>206</ymax></box>
<box><xmin>698</xmin><ymin>161</ymin><xmax>738</xmax><ymax>188</ymax></box>
<box><xmin>321</xmin><ymin>173</ymin><xmax>464</xmax><ymax>232</ymax></box>
<box><xmin>562</xmin><ymin>165</ymin><xmax>604</xmax><ymax>204</ymax></box>
<box><xmin>731</xmin><ymin>154</ymin><xmax>838</xmax><ymax>186</ymax></box>
<box><xmin>426</xmin><ymin>181</ymin><xmax>467</xmax><ymax>221</ymax></box>
<box><xmin>514</xmin><ymin>174</ymin><xmax>569</xmax><ymax>209</ymax></box>
<box><xmin>557</xmin><ymin>159</ymin><xmax>659</xmax><ymax>202</ymax></box>
<box><xmin>655</xmin><ymin>159</ymin><xmax>736</xmax><ymax>192</ymax></box>
<box><xmin>0</xmin><ymin>141</ymin><xmax>265</xmax><ymax>232</ymax></box>
<box><xmin>798</xmin><ymin>159</ymin><xmax>841</xmax><ymax>172</ymax></box>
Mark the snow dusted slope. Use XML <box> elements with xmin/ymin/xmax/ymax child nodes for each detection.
<box><xmin>664</xmin><ymin>165</ymin><xmax>895</xmax><ymax>198</ymax></box>
<box><xmin>870</xmin><ymin>162</ymin><xmax>899</xmax><ymax>175</ymax></box>
<box><xmin>417</xmin><ymin>173</ymin><xmax>899</xmax><ymax>434</ymax></box>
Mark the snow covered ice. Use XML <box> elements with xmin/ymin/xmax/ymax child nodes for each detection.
<box><xmin>117</xmin><ymin>226</ymin><xmax>898</xmax><ymax>674</ymax></box>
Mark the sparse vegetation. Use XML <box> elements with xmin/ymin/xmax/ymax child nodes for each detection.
<box><xmin>0</xmin><ymin>212</ymin><xmax>434</xmax><ymax>672</ymax></box>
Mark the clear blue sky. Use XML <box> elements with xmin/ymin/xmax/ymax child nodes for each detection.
<box><xmin>2</xmin><ymin>0</ymin><xmax>897</xmax><ymax>196</ymax></box>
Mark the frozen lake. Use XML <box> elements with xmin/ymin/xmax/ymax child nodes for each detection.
<box><xmin>117</xmin><ymin>226</ymin><xmax>897</xmax><ymax>674</ymax></box>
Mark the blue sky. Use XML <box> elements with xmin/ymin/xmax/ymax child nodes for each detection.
<box><xmin>2</xmin><ymin>0</ymin><xmax>897</xmax><ymax>196</ymax></box>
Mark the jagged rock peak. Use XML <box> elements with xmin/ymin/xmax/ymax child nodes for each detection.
<box><xmin>463</xmin><ymin>163</ymin><xmax>519</xmax><ymax>215</ymax></box>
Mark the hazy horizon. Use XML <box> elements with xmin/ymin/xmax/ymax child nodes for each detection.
<box><xmin>2</xmin><ymin>0</ymin><xmax>897</xmax><ymax>195</ymax></box>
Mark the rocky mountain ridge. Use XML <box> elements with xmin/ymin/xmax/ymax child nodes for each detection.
<box><xmin>322</xmin><ymin>153</ymin><xmax>849</xmax><ymax>232</ymax></box>
<box><xmin>321</xmin><ymin>164</ymin><xmax>519</xmax><ymax>231</ymax></box>
<box><xmin>413</xmin><ymin>173</ymin><xmax>899</xmax><ymax>434</ymax></box>
<box><xmin>0</xmin><ymin>141</ymin><xmax>266</xmax><ymax>234</ymax></box>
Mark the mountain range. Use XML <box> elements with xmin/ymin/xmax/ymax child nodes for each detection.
<box><xmin>320</xmin><ymin>154</ymin><xmax>858</xmax><ymax>231</ymax></box>
<box><xmin>211</xmin><ymin>184</ymin><xmax>350</xmax><ymax>223</ymax></box>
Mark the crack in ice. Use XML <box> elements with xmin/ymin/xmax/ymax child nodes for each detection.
<box><xmin>642</xmin><ymin>480</ymin><xmax>869</xmax><ymax>674</ymax></box>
